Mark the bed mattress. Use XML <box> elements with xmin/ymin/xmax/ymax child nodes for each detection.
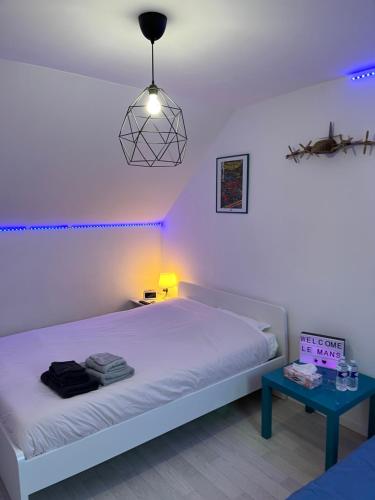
<box><xmin>0</xmin><ymin>298</ymin><xmax>274</xmax><ymax>459</ymax></box>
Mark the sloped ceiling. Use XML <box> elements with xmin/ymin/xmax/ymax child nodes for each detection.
<box><xmin>0</xmin><ymin>58</ymin><xmax>229</xmax><ymax>224</ymax></box>
<box><xmin>1</xmin><ymin>0</ymin><xmax>375</xmax><ymax>223</ymax></box>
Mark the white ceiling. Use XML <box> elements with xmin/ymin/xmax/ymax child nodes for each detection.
<box><xmin>1</xmin><ymin>0</ymin><xmax>375</xmax><ymax>108</ymax></box>
<box><xmin>1</xmin><ymin>1</ymin><xmax>375</xmax><ymax>224</ymax></box>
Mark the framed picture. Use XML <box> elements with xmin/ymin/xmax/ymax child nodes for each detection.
<box><xmin>216</xmin><ymin>154</ymin><xmax>249</xmax><ymax>213</ymax></box>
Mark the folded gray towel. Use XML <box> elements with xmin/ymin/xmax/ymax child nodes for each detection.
<box><xmin>85</xmin><ymin>365</ymin><xmax>135</xmax><ymax>386</ymax></box>
<box><xmin>86</xmin><ymin>353</ymin><xmax>127</xmax><ymax>373</ymax></box>
<box><xmin>87</xmin><ymin>364</ymin><xmax>131</xmax><ymax>380</ymax></box>
<box><xmin>86</xmin><ymin>358</ymin><xmax>127</xmax><ymax>374</ymax></box>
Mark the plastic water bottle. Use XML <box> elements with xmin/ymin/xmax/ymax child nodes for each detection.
<box><xmin>336</xmin><ymin>357</ymin><xmax>348</xmax><ymax>391</ymax></box>
<box><xmin>347</xmin><ymin>360</ymin><xmax>359</xmax><ymax>391</ymax></box>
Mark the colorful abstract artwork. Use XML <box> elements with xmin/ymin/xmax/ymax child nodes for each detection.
<box><xmin>216</xmin><ymin>154</ymin><xmax>249</xmax><ymax>213</ymax></box>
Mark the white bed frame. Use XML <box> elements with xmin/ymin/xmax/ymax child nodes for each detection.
<box><xmin>0</xmin><ymin>282</ymin><xmax>288</xmax><ymax>500</ymax></box>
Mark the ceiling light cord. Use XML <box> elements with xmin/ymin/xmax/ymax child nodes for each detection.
<box><xmin>151</xmin><ymin>42</ymin><xmax>155</xmax><ymax>85</ymax></box>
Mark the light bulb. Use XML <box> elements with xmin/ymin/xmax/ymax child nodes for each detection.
<box><xmin>146</xmin><ymin>93</ymin><xmax>161</xmax><ymax>115</ymax></box>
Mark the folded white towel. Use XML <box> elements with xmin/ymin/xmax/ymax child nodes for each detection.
<box><xmin>292</xmin><ymin>362</ymin><xmax>317</xmax><ymax>375</ymax></box>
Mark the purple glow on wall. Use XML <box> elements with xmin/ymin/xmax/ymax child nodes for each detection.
<box><xmin>350</xmin><ymin>68</ymin><xmax>375</xmax><ymax>81</ymax></box>
<box><xmin>299</xmin><ymin>332</ymin><xmax>345</xmax><ymax>370</ymax></box>
<box><xmin>0</xmin><ymin>221</ymin><xmax>163</xmax><ymax>232</ymax></box>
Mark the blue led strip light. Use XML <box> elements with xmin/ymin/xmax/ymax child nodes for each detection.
<box><xmin>350</xmin><ymin>69</ymin><xmax>375</xmax><ymax>81</ymax></box>
<box><xmin>0</xmin><ymin>222</ymin><xmax>163</xmax><ymax>232</ymax></box>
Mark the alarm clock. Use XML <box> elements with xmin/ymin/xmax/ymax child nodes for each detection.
<box><xmin>143</xmin><ymin>289</ymin><xmax>157</xmax><ymax>300</ymax></box>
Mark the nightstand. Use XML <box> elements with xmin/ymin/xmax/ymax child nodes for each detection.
<box><xmin>261</xmin><ymin>365</ymin><xmax>375</xmax><ymax>470</ymax></box>
<box><xmin>130</xmin><ymin>299</ymin><xmax>155</xmax><ymax>307</ymax></box>
<box><xmin>129</xmin><ymin>298</ymin><xmax>165</xmax><ymax>307</ymax></box>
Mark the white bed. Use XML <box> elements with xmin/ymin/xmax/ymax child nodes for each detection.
<box><xmin>0</xmin><ymin>282</ymin><xmax>288</xmax><ymax>500</ymax></box>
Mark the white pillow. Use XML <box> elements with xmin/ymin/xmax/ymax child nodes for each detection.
<box><xmin>217</xmin><ymin>307</ymin><xmax>271</xmax><ymax>332</ymax></box>
<box><xmin>263</xmin><ymin>332</ymin><xmax>279</xmax><ymax>358</ymax></box>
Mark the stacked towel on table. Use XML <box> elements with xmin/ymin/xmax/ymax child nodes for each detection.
<box><xmin>85</xmin><ymin>353</ymin><xmax>135</xmax><ymax>386</ymax></box>
<box><xmin>41</xmin><ymin>361</ymin><xmax>99</xmax><ymax>398</ymax></box>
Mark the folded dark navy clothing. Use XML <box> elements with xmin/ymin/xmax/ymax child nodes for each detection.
<box><xmin>41</xmin><ymin>371</ymin><xmax>99</xmax><ymax>399</ymax></box>
<box><xmin>49</xmin><ymin>361</ymin><xmax>87</xmax><ymax>384</ymax></box>
<box><xmin>49</xmin><ymin>371</ymin><xmax>90</xmax><ymax>387</ymax></box>
<box><xmin>50</xmin><ymin>361</ymin><xmax>86</xmax><ymax>377</ymax></box>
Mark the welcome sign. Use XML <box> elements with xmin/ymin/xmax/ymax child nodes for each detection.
<box><xmin>299</xmin><ymin>332</ymin><xmax>345</xmax><ymax>369</ymax></box>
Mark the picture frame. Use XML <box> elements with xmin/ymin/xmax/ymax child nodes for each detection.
<box><xmin>216</xmin><ymin>154</ymin><xmax>249</xmax><ymax>213</ymax></box>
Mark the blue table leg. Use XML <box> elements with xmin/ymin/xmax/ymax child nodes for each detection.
<box><xmin>325</xmin><ymin>413</ymin><xmax>339</xmax><ymax>470</ymax></box>
<box><xmin>368</xmin><ymin>395</ymin><xmax>375</xmax><ymax>438</ymax></box>
<box><xmin>261</xmin><ymin>382</ymin><xmax>272</xmax><ymax>439</ymax></box>
<box><xmin>305</xmin><ymin>405</ymin><xmax>315</xmax><ymax>413</ymax></box>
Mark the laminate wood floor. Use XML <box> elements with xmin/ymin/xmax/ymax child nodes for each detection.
<box><xmin>0</xmin><ymin>392</ymin><xmax>365</xmax><ymax>500</ymax></box>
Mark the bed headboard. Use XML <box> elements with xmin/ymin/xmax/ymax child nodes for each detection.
<box><xmin>179</xmin><ymin>282</ymin><xmax>288</xmax><ymax>359</ymax></box>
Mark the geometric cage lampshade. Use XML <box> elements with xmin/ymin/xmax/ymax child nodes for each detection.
<box><xmin>119</xmin><ymin>86</ymin><xmax>187</xmax><ymax>167</ymax></box>
<box><xmin>118</xmin><ymin>11</ymin><xmax>187</xmax><ymax>167</ymax></box>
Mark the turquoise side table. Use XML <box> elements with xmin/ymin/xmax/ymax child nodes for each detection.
<box><xmin>261</xmin><ymin>366</ymin><xmax>375</xmax><ymax>470</ymax></box>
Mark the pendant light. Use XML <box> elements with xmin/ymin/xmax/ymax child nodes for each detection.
<box><xmin>119</xmin><ymin>12</ymin><xmax>187</xmax><ymax>167</ymax></box>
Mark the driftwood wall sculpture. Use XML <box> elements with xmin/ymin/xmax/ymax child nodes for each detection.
<box><xmin>286</xmin><ymin>122</ymin><xmax>375</xmax><ymax>163</ymax></box>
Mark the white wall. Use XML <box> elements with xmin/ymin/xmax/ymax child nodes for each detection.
<box><xmin>0</xmin><ymin>227</ymin><xmax>161</xmax><ymax>336</ymax></box>
<box><xmin>0</xmin><ymin>59</ymin><xmax>231</xmax><ymax>335</ymax></box>
<box><xmin>162</xmin><ymin>77</ymin><xmax>375</xmax><ymax>435</ymax></box>
<box><xmin>0</xmin><ymin>58</ymin><xmax>230</xmax><ymax>223</ymax></box>
<box><xmin>0</xmin><ymin>59</ymin><xmax>167</xmax><ymax>334</ymax></box>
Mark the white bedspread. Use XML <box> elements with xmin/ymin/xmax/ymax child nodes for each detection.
<box><xmin>0</xmin><ymin>298</ymin><xmax>271</xmax><ymax>459</ymax></box>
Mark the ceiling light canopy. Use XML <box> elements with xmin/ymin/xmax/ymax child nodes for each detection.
<box><xmin>119</xmin><ymin>12</ymin><xmax>187</xmax><ymax>167</ymax></box>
